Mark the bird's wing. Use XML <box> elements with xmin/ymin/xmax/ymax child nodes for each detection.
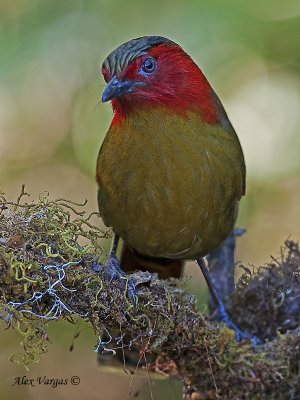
<box><xmin>211</xmin><ymin>89</ymin><xmax>246</xmax><ymax>197</ymax></box>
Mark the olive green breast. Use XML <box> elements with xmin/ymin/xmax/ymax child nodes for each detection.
<box><xmin>96</xmin><ymin>108</ymin><xmax>245</xmax><ymax>259</ymax></box>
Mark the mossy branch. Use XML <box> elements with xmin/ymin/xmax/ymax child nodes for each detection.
<box><xmin>0</xmin><ymin>188</ymin><xmax>300</xmax><ymax>400</ymax></box>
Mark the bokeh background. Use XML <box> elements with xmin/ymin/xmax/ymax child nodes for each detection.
<box><xmin>1</xmin><ymin>0</ymin><xmax>299</xmax><ymax>399</ymax></box>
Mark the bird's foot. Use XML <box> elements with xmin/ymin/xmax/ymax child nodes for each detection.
<box><xmin>217</xmin><ymin>303</ymin><xmax>260</xmax><ymax>345</ymax></box>
<box><xmin>197</xmin><ymin>257</ymin><xmax>260</xmax><ymax>345</ymax></box>
<box><xmin>103</xmin><ymin>252</ymin><xmax>137</xmax><ymax>306</ymax></box>
<box><xmin>104</xmin><ymin>252</ymin><xmax>125</xmax><ymax>278</ymax></box>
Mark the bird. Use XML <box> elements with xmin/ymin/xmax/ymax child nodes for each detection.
<box><xmin>96</xmin><ymin>36</ymin><xmax>247</xmax><ymax>339</ymax></box>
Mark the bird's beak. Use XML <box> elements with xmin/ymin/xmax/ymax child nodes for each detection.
<box><xmin>101</xmin><ymin>76</ymin><xmax>143</xmax><ymax>103</ymax></box>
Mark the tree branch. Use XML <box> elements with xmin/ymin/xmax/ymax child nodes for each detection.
<box><xmin>0</xmin><ymin>190</ymin><xmax>299</xmax><ymax>399</ymax></box>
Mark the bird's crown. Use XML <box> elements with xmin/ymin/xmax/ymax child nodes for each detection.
<box><xmin>102</xmin><ymin>36</ymin><xmax>176</xmax><ymax>77</ymax></box>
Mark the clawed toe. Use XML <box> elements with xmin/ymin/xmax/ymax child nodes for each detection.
<box><xmin>104</xmin><ymin>253</ymin><xmax>124</xmax><ymax>280</ymax></box>
<box><xmin>102</xmin><ymin>253</ymin><xmax>137</xmax><ymax>307</ymax></box>
<box><xmin>218</xmin><ymin>304</ymin><xmax>260</xmax><ymax>345</ymax></box>
<box><xmin>126</xmin><ymin>277</ymin><xmax>137</xmax><ymax>307</ymax></box>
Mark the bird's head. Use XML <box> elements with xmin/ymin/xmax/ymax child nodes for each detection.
<box><xmin>101</xmin><ymin>36</ymin><xmax>219</xmax><ymax>124</ymax></box>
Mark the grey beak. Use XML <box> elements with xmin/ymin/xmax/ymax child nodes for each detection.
<box><xmin>102</xmin><ymin>76</ymin><xmax>136</xmax><ymax>102</ymax></box>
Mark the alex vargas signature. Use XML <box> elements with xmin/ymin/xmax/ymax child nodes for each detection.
<box><xmin>12</xmin><ymin>375</ymin><xmax>80</xmax><ymax>388</ymax></box>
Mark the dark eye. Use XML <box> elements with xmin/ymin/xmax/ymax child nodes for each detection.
<box><xmin>141</xmin><ymin>57</ymin><xmax>156</xmax><ymax>74</ymax></box>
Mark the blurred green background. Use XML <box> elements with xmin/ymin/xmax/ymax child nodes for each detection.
<box><xmin>1</xmin><ymin>0</ymin><xmax>299</xmax><ymax>399</ymax></box>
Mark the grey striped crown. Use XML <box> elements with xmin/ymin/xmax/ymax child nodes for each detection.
<box><xmin>102</xmin><ymin>36</ymin><xmax>177</xmax><ymax>77</ymax></box>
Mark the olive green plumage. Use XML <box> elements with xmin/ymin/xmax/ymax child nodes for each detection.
<box><xmin>96</xmin><ymin>107</ymin><xmax>244</xmax><ymax>259</ymax></box>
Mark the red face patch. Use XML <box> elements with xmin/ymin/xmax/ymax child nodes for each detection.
<box><xmin>105</xmin><ymin>44</ymin><xmax>220</xmax><ymax>125</ymax></box>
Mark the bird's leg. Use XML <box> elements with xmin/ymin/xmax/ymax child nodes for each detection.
<box><xmin>105</xmin><ymin>234</ymin><xmax>123</xmax><ymax>277</ymax></box>
<box><xmin>104</xmin><ymin>233</ymin><xmax>136</xmax><ymax>304</ymax></box>
<box><xmin>196</xmin><ymin>257</ymin><xmax>257</xmax><ymax>343</ymax></box>
<box><xmin>206</xmin><ymin>228</ymin><xmax>245</xmax><ymax>315</ymax></box>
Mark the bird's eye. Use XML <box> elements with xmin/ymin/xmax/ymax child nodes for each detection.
<box><xmin>141</xmin><ymin>57</ymin><xmax>156</xmax><ymax>74</ymax></box>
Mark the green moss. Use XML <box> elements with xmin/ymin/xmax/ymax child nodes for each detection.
<box><xmin>228</xmin><ymin>240</ymin><xmax>300</xmax><ymax>341</ymax></box>
<box><xmin>0</xmin><ymin>188</ymin><xmax>300</xmax><ymax>399</ymax></box>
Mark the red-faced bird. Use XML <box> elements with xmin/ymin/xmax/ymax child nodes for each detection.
<box><xmin>97</xmin><ymin>36</ymin><xmax>247</xmax><ymax>339</ymax></box>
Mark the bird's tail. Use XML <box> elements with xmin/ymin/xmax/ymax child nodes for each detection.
<box><xmin>120</xmin><ymin>243</ymin><xmax>184</xmax><ymax>279</ymax></box>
